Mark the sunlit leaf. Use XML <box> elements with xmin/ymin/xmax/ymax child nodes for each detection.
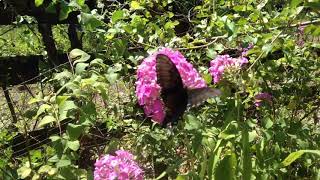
<box><xmin>112</xmin><ymin>10</ymin><xmax>125</xmax><ymax>23</ymax></box>
<box><xmin>17</xmin><ymin>166</ymin><xmax>31</xmax><ymax>179</ymax></box>
<box><xmin>38</xmin><ymin>115</ymin><xmax>56</xmax><ymax>127</ymax></box>
<box><xmin>67</xmin><ymin>140</ymin><xmax>80</xmax><ymax>151</ymax></box>
<box><xmin>35</xmin><ymin>0</ymin><xmax>44</xmax><ymax>7</ymax></box>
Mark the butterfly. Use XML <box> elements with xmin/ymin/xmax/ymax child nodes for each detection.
<box><xmin>156</xmin><ymin>54</ymin><xmax>221</xmax><ymax>125</ymax></box>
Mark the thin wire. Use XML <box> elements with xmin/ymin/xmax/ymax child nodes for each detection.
<box><xmin>2</xmin><ymin>61</ymin><xmax>71</xmax><ymax>92</ymax></box>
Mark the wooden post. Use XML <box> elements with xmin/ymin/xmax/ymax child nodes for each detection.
<box><xmin>2</xmin><ymin>86</ymin><xmax>18</xmax><ymax>124</ymax></box>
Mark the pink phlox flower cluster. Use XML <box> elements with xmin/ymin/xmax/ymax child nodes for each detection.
<box><xmin>135</xmin><ymin>47</ymin><xmax>207</xmax><ymax>124</ymax></box>
<box><xmin>94</xmin><ymin>150</ymin><xmax>144</xmax><ymax>180</ymax></box>
<box><xmin>254</xmin><ymin>92</ymin><xmax>272</xmax><ymax>107</ymax></box>
<box><xmin>209</xmin><ymin>54</ymin><xmax>248</xmax><ymax>84</ymax></box>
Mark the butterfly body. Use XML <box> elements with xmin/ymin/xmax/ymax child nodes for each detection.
<box><xmin>156</xmin><ymin>54</ymin><xmax>221</xmax><ymax>125</ymax></box>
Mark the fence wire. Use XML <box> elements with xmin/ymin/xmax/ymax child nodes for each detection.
<box><xmin>0</xmin><ymin>60</ymin><xmax>139</xmax><ymax>163</ymax></box>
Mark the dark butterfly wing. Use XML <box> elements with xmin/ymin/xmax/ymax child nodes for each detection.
<box><xmin>156</xmin><ymin>54</ymin><xmax>188</xmax><ymax>125</ymax></box>
<box><xmin>220</xmin><ymin>48</ymin><xmax>242</xmax><ymax>58</ymax></box>
<box><xmin>187</xmin><ymin>87</ymin><xmax>221</xmax><ymax>108</ymax></box>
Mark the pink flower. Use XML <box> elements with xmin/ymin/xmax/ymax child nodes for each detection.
<box><xmin>94</xmin><ymin>150</ymin><xmax>144</xmax><ymax>180</ymax></box>
<box><xmin>254</xmin><ymin>92</ymin><xmax>272</xmax><ymax>107</ymax></box>
<box><xmin>135</xmin><ymin>47</ymin><xmax>207</xmax><ymax>124</ymax></box>
<box><xmin>209</xmin><ymin>47</ymin><xmax>250</xmax><ymax>83</ymax></box>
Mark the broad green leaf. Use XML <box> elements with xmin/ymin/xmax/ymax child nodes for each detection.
<box><xmin>59</xmin><ymin>1</ymin><xmax>72</xmax><ymax>20</ymax></box>
<box><xmin>281</xmin><ymin>150</ymin><xmax>305</xmax><ymax>166</ymax></box>
<box><xmin>79</xmin><ymin>13</ymin><xmax>104</xmax><ymax>31</ymax></box>
<box><xmin>49</xmin><ymin>135</ymin><xmax>61</xmax><ymax>142</ymax></box>
<box><xmin>257</xmin><ymin>0</ymin><xmax>268</xmax><ymax>10</ymax></box>
<box><xmin>38</xmin><ymin>115</ymin><xmax>56</xmax><ymax>127</ymax></box>
<box><xmin>35</xmin><ymin>104</ymin><xmax>52</xmax><ymax>119</ymax></box>
<box><xmin>48</xmin><ymin>155</ymin><xmax>59</xmax><ymax>162</ymax></box>
<box><xmin>69</xmin><ymin>49</ymin><xmax>91</xmax><ymax>65</ymax></box>
<box><xmin>219</xmin><ymin>121</ymin><xmax>238</xmax><ymax>140</ymax></box>
<box><xmin>54</xmin><ymin>70</ymin><xmax>73</xmax><ymax>81</ymax></box>
<box><xmin>76</xmin><ymin>0</ymin><xmax>85</xmax><ymax>6</ymax></box>
<box><xmin>32</xmin><ymin>174</ymin><xmax>40</xmax><ymax>180</ymax></box>
<box><xmin>176</xmin><ymin>175</ymin><xmax>188</xmax><ymax>180</ymax></box>
<box><xmin>46</xmin><ymin>1</ymin><xmax>57</xmax><ymax>14</ymax></box>
<box><xmin>184</xmin><ymin>114</ymin><xmax>201</xmax><ymax>130</ymax></box>
<box><xmin>215</xmin><ymin>153</ymin><xmax>236</xmax><ymax>180</ymax></box>
<box><xmin>290</xmin><ymin>0</ymin><xmax>302</xmax><ymax>8</ymax></box>
<box><xmin>75</xmin><ymin>63</ymin><xmax>89</xmax><ymax>74</ymax></box>
<box><xmin>67</xmin><ymin>140</ymin><xmax>80</xmax><ymax>151</ymax></box>
<box><xmin>35</xmin><ymin>0</ymin><xmax>44</xmax><ymax>7</ymax></box>
<box><xmin>17</xmin><ymin>166</ymin><xmax>32</xmax><ymax>179</ymax></box>
<box><xmin>262</xmin><ymin>44</ymin><xmax>273</xmax><ymax>54</ymax></box>
<box><xmin>56</xmin><ymin>96</ymin><xmax>69</xmax><ymax>106</ymax></box>
<box><xmin>208</xmin><ymin>140</ymin><xmax>223</xmax><ymax>179</ymax></box>
<box><xmin>281</xmin><ymin>150</ymin><xmax>320</xmax><ymax>166</ymax></box>
<box><xmin>164</xmin><ymin>21</ymin><xmax>179</xmax><ymax>30</ymax></box>
<box><xmin>67</xmin><ymin>123</ymin><xmax>85</xmax><ymax>140</ymax></box>
<box><xmin>106</xmin><ymin>73</ymin><xmax>119</xmax><ymax>84</ymax></box>
<box><xmin>262</xmin><ymin>117</ymin><xmax>273</xmax><ymax>129</ymax></box>
<box><xmin>130</xmin><ymin>1</ymin><xmax>143</xmax><ymax>10</ymax></box>
<box><xmin>242</xmin><ymin>128</ymin><xmax>252</xmax><ymax>180</ymax></box>
<box><xmin>38</xmin><ymin>165</ymin><xmax>57</xmax><ymax>176</ymax></box>
<box><xmin>57</xmin><ymin>159</ymin><xmax>71</xmax><ymax>167</ymax></box>
<box><xmin>112</xmin><ymin>10</ymin><xmax>125</xmax><ymax>23</ymax></box>
<box><xmin>58</xmin><ymin>100</ymin><xmax>78</xmax><ymax>120</ymax></box>
<box><xmin>304</xmin><ymin>2</ymin><xmax>320</xmax><ymax>10</ymax></box>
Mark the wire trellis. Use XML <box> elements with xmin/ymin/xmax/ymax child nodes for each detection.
<box><xmin>0</xmin><ymin>59</ymin><xmax>140</xmax><ymax>170</ymax></box>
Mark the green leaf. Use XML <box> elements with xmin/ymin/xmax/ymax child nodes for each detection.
<box><xmin>79</xmin><ymin>13</ymin><xmax>104</xmax><ymax>31</ymax></box>
<box><xmin>56</xmin><ymin>96</ymin><xmax>69</xmax><ymax>106</ymax></box>
<box><xmin>17</xmin><ymin>166</ymin><xmax>32</xmax><ymax>179</ymax></box>
<box><xmin>290</xmin><ymin>0</ymin><xmax>302</xmax><ymax>8</ymax></box>
<box><xmin>130</xmin><ymin>1</ymin><xmax>143</xmax><ymax>10</ymax></box>
<box><xmin>35</xmin><ymin>104</ymin><xmax>52</xmax><ymax>119</ymax></box>
<box><xmin>184</xmin><ymin>114</ymin><xmax>201</xmax><ymax>130</ymax></box>
<box><xmin>257</xmin><ymin>0</ymin><xmax>268</xmax><ymax>10</ymax></box>
<box><xmin>262</xmin><ymin>117</ymin><xmax>273</xmax><ymax>129</ymax></box>
<box><xmin>58</xmin><ymin>100</ymin><xmax>78</xmax><ymax>120</ymax></box>
<box><xmin>262</xmin><ymin>44</ymin><xmax>273</xmax><ymax>54</ymax></box>
<box><xmin>242</xmin><ymin>128</ymin><xmax>252</xmax><ymax>180</ymax></box>
<box><xmin>38</xmin><ymin>165</ymin><xmax>57</xmax><ymax>176</ymax></box>
<box><xmin>106</xmin><ymin>73</ymin><xmax>119</xmax><ymax>84</ymax></box>
<box><xmin>215</xmin><ymin>153</ymin><xmax>236</xmax><ymax>180</ymax></box>
<box><xmin>38</xmin><ymin>115</ymin><xmax>56</xmax><ymax>127</ymax></box>
<box><xmin>57</xmin><ymin>159</ymin><xmax>71</xmax><ymax>168</ymax></box>
<box><xmin>54</xmin><ymin>70</ymin><xmax>73</xmax><ymax>81</ymax></box>
<box><xmin>75</xmin><ymin>63</ymin><xmax>89</xmax><ymax>74</ymax></box>
<box><xmin>35</xmin><ymin>0</ymin><xmax>44</xmax><ymax>7</ymax></box>
<box><xmin>304</xmin><ymin>2</ymin><xmax>320</xmax><ymax>10</ymax></box>
<box><xmin>281</xmin><ymin>150</ymin><xmax>320</xmax><ymax>166</ymax></box>
<box><xmin>176</xmin><ymin>175</ymin><xmax>188</xmax><ymax>180</ymax></box>
<box><xmin>281</xmin><ymin>150</ymin><xmax>305</xmax><ymax>166</ymax></box>
<box><xmin>59</xmin><ymin>1</ymin><xmax>72</xmax><ymax>20</ymax></box>
<box><xmin>69</xmin><ymin>49</ymin><xmax>91</xmax><ymax>65</ymax></box>
<box><xmin>164</xmin><ymin>21</ymin><xmax>179</xmax><ymax>30</ymax></box>
<box><xmin>219</xmin><ymin>121</ymin><xmax>238</xmax><ymax>140</ymax></box>
<box><xmin>112</xmin><ymin>10</ymin><xmax>125</xmax><ymax>23</ymax></box>
<box><xmin>76</xmin><ymin>0</ymin><xmax>85</xmax><ymax>6</ymax></box>
<box><xmin>67</xmin><ymin>123</ymin><xmax>85</xmax><ymax>140</ymax></box>
<box><xmin>67</xmin><ymin>140</ymin><xmax>80</xmax><ymax>151</ymax></box>
<box><xmin>49</xmin><ymin>135</ymin><xmax>61</xmax><ymax>142</ymax></box>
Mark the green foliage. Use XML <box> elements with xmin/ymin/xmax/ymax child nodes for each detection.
<box><xmin>1</xmin><ymin>0</ymin><xmax>320</xmax><ymax>179</ymax></box>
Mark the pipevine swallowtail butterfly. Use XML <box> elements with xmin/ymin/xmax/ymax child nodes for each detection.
<box><xmin>156</xmin><ymin>54</ymin><xmax>221</xmax><ymax>125</ymax></box>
